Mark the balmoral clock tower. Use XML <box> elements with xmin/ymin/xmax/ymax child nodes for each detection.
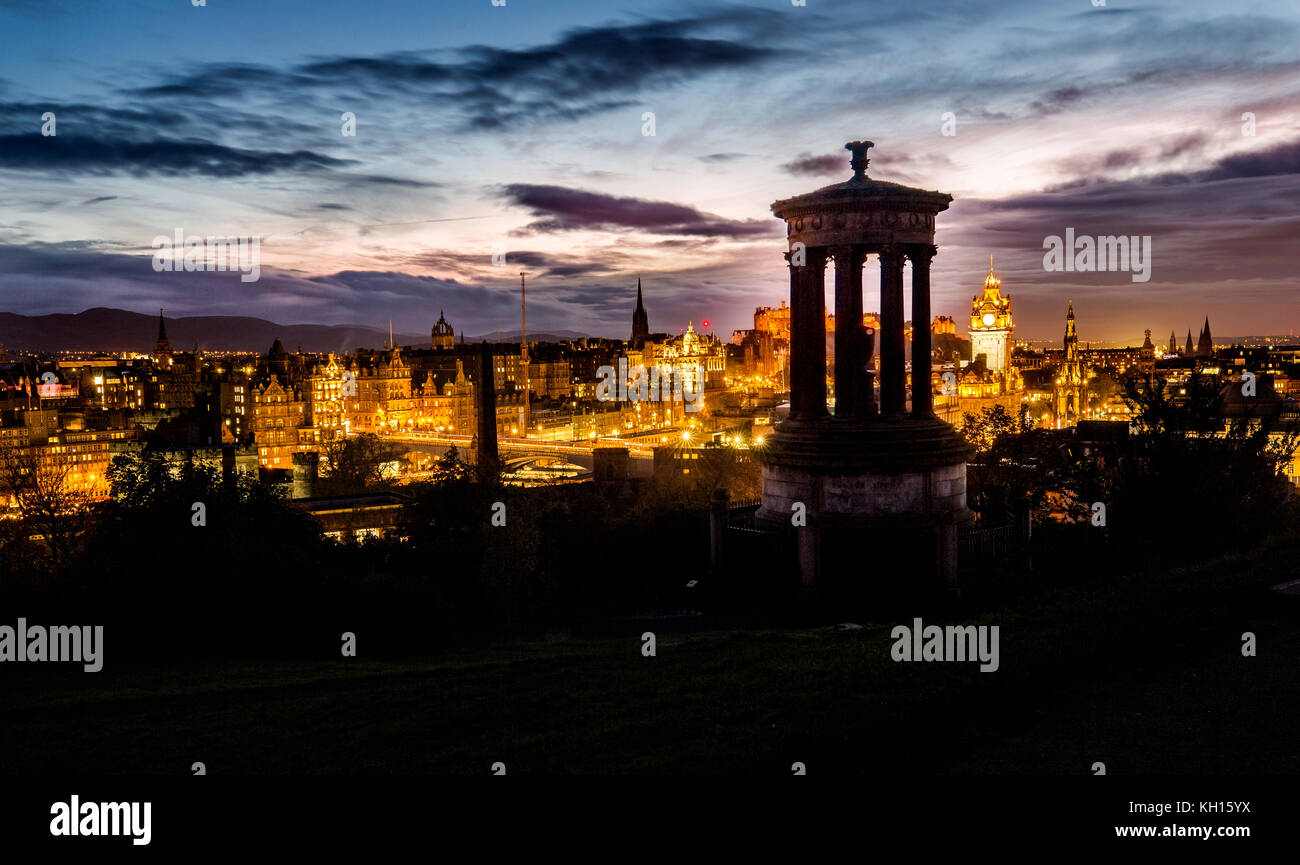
<box><xmin>969</xmin><ymin>257</ymin><xmax>1013</xmax><ymax>374</ymax></box>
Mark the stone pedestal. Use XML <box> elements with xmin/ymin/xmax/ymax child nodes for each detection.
<box><xmin>756</xmin><ymin>416</ymin><xmax>972</xmax><ymax>592</ymax></box>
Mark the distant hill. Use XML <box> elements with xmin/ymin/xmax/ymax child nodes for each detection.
<box><xmin>0</xmin><ymin>308</ymin><xmax>594</xmax><ymax>353</ymax></box>
<box><xmin>465</xmin><ymin>328</ymin><xmax>596</xmax><ymax>344</ymax></box>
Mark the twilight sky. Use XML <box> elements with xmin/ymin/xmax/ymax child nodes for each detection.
<box><xmin>1</xmin><ymin>0</ymin><xmax>1298</xmax><ymax>344</ymax></box>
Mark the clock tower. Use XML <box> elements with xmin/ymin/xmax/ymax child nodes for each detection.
<box><xmin>969</xmin><ymin>257</ymin><xmax>1013</xmax><ymax>374</ymax></box>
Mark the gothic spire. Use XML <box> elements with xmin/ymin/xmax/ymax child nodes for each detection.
<box><xmin>155</xmin><ymin>307</ymin><xmax>171</xmax><ymax>355</ymax></box>
<box><xmin>1197</xmin><ymin>316</ymin><xmax>1213</xmax><ymax>357</ymax></box>
<box><xmin>630</xmin><ymin>276</ymin><xmax>650</xmax><ymax>349</ymax></box>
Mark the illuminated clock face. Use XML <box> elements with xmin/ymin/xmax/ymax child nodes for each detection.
<box><xmin>982</xmin><ymin>313</ymin><xmax>996</xmax><ymax>326</ymax></box>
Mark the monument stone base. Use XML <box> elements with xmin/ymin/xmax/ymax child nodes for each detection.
<box><xmin>756</xmin><ymin>416</ymin><xmax>973</xmax><ymax>599</ymax></box>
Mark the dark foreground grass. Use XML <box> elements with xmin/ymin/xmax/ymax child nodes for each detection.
<box><xmin>3</xmin><ymin>534</ymin><xmax>1297</xmax><ymax>774</ymax></box>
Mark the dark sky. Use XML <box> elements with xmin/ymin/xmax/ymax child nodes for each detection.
<box><xmin>1</xmin><ymin>0</ymin><xmax>1298</xmax><ymax>343</ymax></box>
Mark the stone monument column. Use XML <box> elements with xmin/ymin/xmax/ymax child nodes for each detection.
<box><xmin>832</xmin><ymin>245</ymin><xmax>866</xmax><ymax>419</ymax></box>
<box><xmin>788</xmin><ymin>245</ymin><xmax>828</xmax><ymax>420</ymax></box>
<box><xmin>910</xmin><ymin>244</ymin><xmax>937</xmax><ymax>418</ymax></box>
<box><xmin>878</xmin><ymin>244</ymin><xmax>907</xmax><ymax>417</ymax></box>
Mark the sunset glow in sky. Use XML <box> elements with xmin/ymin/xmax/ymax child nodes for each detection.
<box><xmin>2</xmin><ymin>0</ymin><xmax>1298</xmax><ymax>342</ymax></box>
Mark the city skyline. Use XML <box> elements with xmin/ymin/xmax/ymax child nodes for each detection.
<box><xmin>2</xmin><ymin>0</ymin><xmax>1299</xmax><ymax>343</ymax></box>
<box><xmin>2</xmin><ymin>0</ymin><xmax>1298</xmax><ymax>803</ymax></box>
<box><xmin>0</xmin><ymin>286</ymin><xmax>1285</xmax><ymax>354</ymax></box>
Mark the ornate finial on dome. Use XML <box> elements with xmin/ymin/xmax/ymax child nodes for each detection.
<box><xmin>845</xmin><ymin>140</ymin><xmax>874</xmax><ymax>179</ymax></box>
<box><xmin>985</xmin><ymin>254</ymin><xmax>1000</xmax><ymax>288</ymax></box>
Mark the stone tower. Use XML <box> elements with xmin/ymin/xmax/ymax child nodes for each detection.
<box><xmin>1053</xmin><ymin>301</ymin><xmax>1086</xmax><ymax>425</ymax></box>
<box><xmin>969</xmin><ymin>258</ymin><xmax>1013</xmax><ymax>375</ymax></box>
<box><xmin>1140</xmin><ymin>329</ymin><xmax>1155</xmax><ymax>374</ymax></box>
<box><xmin>431</xmin><ymin>309</ymin><xmax>455</xmax><ymax>349</ymax></box>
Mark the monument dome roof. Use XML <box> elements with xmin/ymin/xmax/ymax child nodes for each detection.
<box><xmin>771</xmin><ymin>141</ymin><xmax>952</xmax><ymax>217</ymax></box>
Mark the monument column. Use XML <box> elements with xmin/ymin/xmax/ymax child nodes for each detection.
<box><xmin>832</xmin><ymin>245</ymin><xmax>866</xmax><ymax>419</ymax></box>
<box><xmin>788</xmin><ymin>246</ymin><xmax>828</xmax><ymax>419</ymax></box>
<box><xmin>910</xmin><ymin>244</ymin><xmax>936</xmax><ymax>418</ymax></box>
<box><xmin>879</xmin><ymin>244</ymin><xmax>907</xmax><ymax>417</ymax></box>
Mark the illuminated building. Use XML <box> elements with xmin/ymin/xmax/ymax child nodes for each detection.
<box><xmin>525</xmin><ymin>345</ymin><xmax>572</xmax><ymax>400</ymax></box>
<box><xmin>84</xmin><ymin>368</ymin><xmax>144</xmax><ymax>410</ymax></box>
<box><xmin>351</xmin><ymin>345</ymin><xmax>413</xmax><ymax>432</ymax></box>
<box><xmin>1053</xmin><ymin>301</ymin><xmax>1087</xmax><ymax>426</ymax></box>
<box><xmin>0</xmin><ymin>420</ymin><xmax>134</xmax><ymax>504</ymax></box>
<box><xmin>968</xmin><ymin>258</ymin><xmax>1013</xmax><ymax>376</ymax></box>
<box><xmin>144</xmin><ymin>366</ymin><xmax>195</xmax><ymax>411</ymax></box>
<box><xmin>431</xmin><ymin>310</ymin><xmax>455</xmax><ymax>350</ymax></box>
<box><xmin>300</xmin><ymin>354</ymin><xmax>347</xmax><ymax>446</ymax></box>
<box><xmin>219</xmin><ymin>374</ymin><xmax>250</xmax><ymax>441</ymax></box>
<box><xmin>411</xmin><ymin>362</ymin><xmax>474</xmax><ymax>432</ymax></box>
<box><xmin>295</xmin><ymin>491</ymin><xmax>410</xmax><ymax>542</ymax></box>
<box><xmin>1139</xmin><ymin>330</ymin><xmax>1156</xmax><ymax>375</ymax></box>
<box><xmin>932</xmin><ymin>316</ymin><xmax>957</xmax><ymax>335</ymax></box>
<box><xmin>754</xmin><ymin>301</ymin><xmax>792</xmax><ymax>342</ymax></box>
<box><xmin>634</xmin><ymin>321</ymin><xmax>726</xmax><ymax>404</ymax></box>
<box><xmin>251</xmin><ymin>374</ymin><xmax>305</xmax><ymax>468</ymax></box>
<box><xmin>940</xmin><ymin>260</ymin><xmax>1024</xmax><ymax>416</ymax></box>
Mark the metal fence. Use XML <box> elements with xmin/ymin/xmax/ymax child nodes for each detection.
<box><xmin>957</xmin><ymin>518</ymin><xmax>1026</xmax><ymax>573</ymax></box>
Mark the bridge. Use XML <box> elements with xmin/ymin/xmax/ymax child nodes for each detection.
<box><xmin>386</xmin><ymin>432</ymin><xmax>657</xmax><ymax>475</ymax></box>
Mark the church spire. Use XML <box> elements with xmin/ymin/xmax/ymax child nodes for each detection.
<box><xmin>1055</xmin><ymin>300</ymin><xmax>1084</xmax><ymax>426</ymax></box>
<box><xmin>630</xmin><ymin>277</ymin><xmax>650</xmax><ymax>349</ymax></box>
<box><xmin>155</xmin><ymin>307</ymin><xmax>171</xmax><ymax>356</ymax></box>
<box><xmin>1197</xmin><ymin>316</ymin><xmax>1213</xmax><ymax>357</ymax></box>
